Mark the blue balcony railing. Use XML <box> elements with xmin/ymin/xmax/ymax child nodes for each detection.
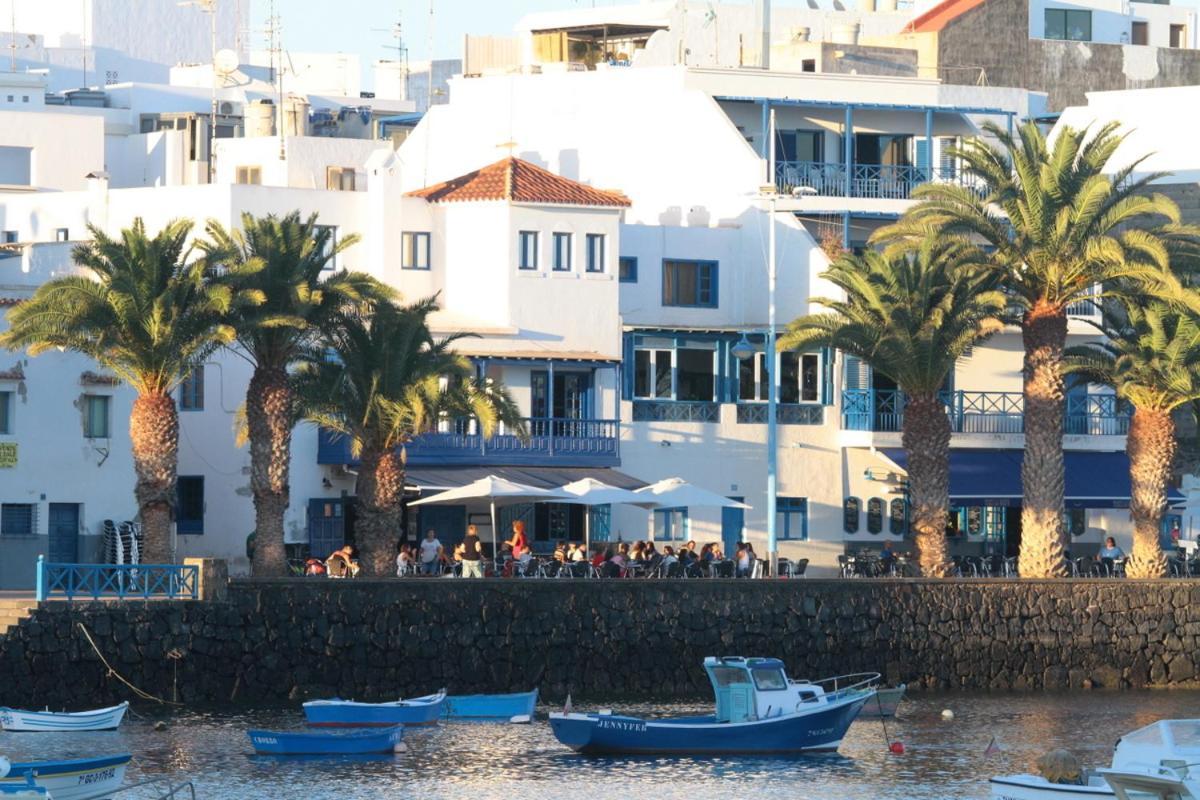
<box><xmin>775</xmin><ymin>160</ymin><xmax>980</xmax><ymax>200</ymax></box>
<box><xmin>317</xmin><ymin>417</ymin><xmax>621</xmax><ymax>468</ymax></box>
<box><xmin>736</xmin><ymin>403</ymin><xmax>825</xmax><ymax>425</ymax></box>
<box><xmin>631</xmin><ymin>401</ymin><xmax>721</xmax><ymax>423</ymax></box>
<box><xmin>841</xmin><ymin>389</ymin><xmax>1129</xmax><ymax>435</ymax></box>
<box><xmin>35</xmin><ymin>556</ymin><xmax>199</xmax><ymax>602</ymax></box>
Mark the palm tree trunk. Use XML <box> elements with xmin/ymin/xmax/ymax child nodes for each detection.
<box><xmin>1125</xmin><ymin>407</ymin><xmax>1174</xmax><ymax>578</ymax></box>
<box><xmin>1019</xmin><ymin>302</ymin><xmax>1069</xmax><ymax>578</ymax></box>
<box><xmin>247</xmin><ymin>365</ymin><xmax>292</xmax><ymax>576</ymax></box>
<box><xmin>130</xmin><ymin>391</ymin><xmax>178</xmax><ymax>564</ymax></box>
<box><xmin>901</xmin><ymin>392</ymin><xmax>952</xmax><ymax>577</ymax></box>
<box><xmin>355</xmin><ymin>445</ymin><xmax>404</xmax><ymax>576</ymax></box>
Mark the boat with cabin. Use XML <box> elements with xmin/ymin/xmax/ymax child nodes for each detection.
<box><xmin>990</xmin><ymin>719</ymin><xmax>1200</xmax><ymax>800</ymax></box>
<box><xmin>0</xmin><ymin>702</ymin><xmax>129</xmax><ymax>732</ymax></box>
<box><xmin>443</xmin><ymin>690</ymin><xmax>538</xmax><ymax>723</ymax></box>
<box><xmin>303</xmin><ymin>690</ymin><xmax>446</xmax><ymax>727</ymax></box>
<box><xmin>0</xmin><ymin>754</ymin><xmax>130</xmax><ymax>800</ymax></box>
<box><xmin>549</xmin><ymin>657</ymin><xmax>877</xmax><ymax>755</ymax></box>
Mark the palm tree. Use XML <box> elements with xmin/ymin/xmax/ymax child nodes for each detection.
<box><xmin>0</xmin><ymin>219</ymin><xmax>252</xmax><ymax>562</ymax></box>
<box><xmin>296</xmin><ymin>297</ymin><xmax>525</xmax><ymax>576</ymax></box>
<box><xmin>779</xmin><ymin>239</ymin><xmax>1005</xmax><ymax>576</ymax></box>
<box><xmin>202</xmin><ymin>212</ymin><xmax>380</xmax><ymax>576</ymax></box>
<box><xmin>1065</xmin><ymin>301</ymin><xmax>1200</xmax><ymax>577</ymax></box>
<box><xmin>881</xmin><ymin>120</ymin><xmax>1196</xmax><ymax>578</ymax></box>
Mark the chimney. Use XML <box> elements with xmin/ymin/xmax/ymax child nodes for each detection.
<box><xmin>755</xmin><ymin>0</ymin><xmax>772</xmax><ymax>69</ymax></box>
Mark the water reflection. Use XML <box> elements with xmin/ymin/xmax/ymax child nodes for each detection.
<box><xmin>0</xmin><ymin>692</ymin><xmax>1198</xmax><ymax>799</ymax></box>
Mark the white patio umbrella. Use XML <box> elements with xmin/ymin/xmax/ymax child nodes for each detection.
<box><xmin>634</xmin><ymin>477</ymin><xmax>752</xmax><ymax>510</ymax></box>
<box><xmin>557</xmin><ymin>478</ymin><xmax>662</xmax><ymax>555</ymax></box>
<box><xmin>408</xmin><ymin>475</ymin><xmax>573</xmax><ymax>558</ymax></box>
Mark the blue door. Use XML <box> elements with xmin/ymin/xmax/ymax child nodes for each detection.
<box><xmin>48</xmin><ymin>503</ymin><xmax>79</xmax><ymax>563</ymax></box>
<box><xmin>307</xmin><ymin>498</ymin><xmax>345</xmax><ymax>560</ymax></box>
<box><xmin>722</xmin><ymin>497</ymin><xmax>744</xmax><ymax>556</ymax></box>
<box><xmin>417</xmin><ymin>505</ymin><xmax>467</xmax><ymax>548</ymax></box>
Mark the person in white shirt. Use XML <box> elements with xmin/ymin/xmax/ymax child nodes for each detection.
<box><xmin>396</xmin><ymin>543</ymin><xmax>414</xmax><ymax>576</ymax></box>
<box><xmin>419</xmin><ymin>529</ymin><xmax>443</xmax><ymax>576</ymax></box>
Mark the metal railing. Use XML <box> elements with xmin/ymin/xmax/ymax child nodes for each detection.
<box><xmin>841</xmin><ymin>389</ymin><xmax>1129</xmax><ymax>434</ymax></box>
<box><xmin>736</xmin><ymin>403</ymin><xmax>825</xmax><ymax>425</ymax></box>
<box><xmin>35</xmin><ymin>556</ymin><xmax>199</xmax><ymax>602</ymax></box>
<box><xmin>774</xmin><ymin>160</ymin><xmax>985</xmax><ymax>199</ymax></box>
<box><xmin>631</xmin><ymin>400</ymin><xmax>721</xmax><ymax>423</ymax></box>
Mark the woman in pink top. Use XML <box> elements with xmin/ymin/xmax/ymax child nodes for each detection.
<box><xmin>506</xmin><ymin>520</ymin><xmax>529</xmax><ymax>560</ymax></box>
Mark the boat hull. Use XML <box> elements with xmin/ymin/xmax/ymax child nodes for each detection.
<box><xmin>549</xmin><ymin>693</ymin><xmax>871</xmax><ymax>755</ymax></box>
<box><xmin>856</xmin><ymin>686</ymin><xmax>905</xmax><ymax>718</ymax></box>
<box><xmin>0</xmin><ymin>702</ymin><xmax>129</xmax><ymax>732</ymax></box>
<box><xmin>989</xmin><ymin>776</ymin><xmax>1114</xmax><ymax>800</ymax></box>
<box><xmin>0</xmin><ymin>755</ymin><xmax>130</xmax><ymax>800</ymax></box>
<box><xmin>303</xmin><ymin>692</ymin><xmax>445</xmax><ymax>727</ymax></box>
<box><xmin>443</xmin><ymin>690</ymin><xmax>538</xmax><ymax>721</ymax></box>
<box><xmin>247</xmin><ymin>726</ymin><xmax>403</xmax><ymax>755</ymax></box>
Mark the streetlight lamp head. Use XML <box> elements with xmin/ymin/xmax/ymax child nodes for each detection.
<box><xmin>731</xmin><ymin>334</ymin><xmax>756</xmax><ymax>361</ymax></box>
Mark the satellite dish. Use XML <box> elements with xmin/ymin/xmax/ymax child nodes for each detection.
<box><xmin>214</xmin><ymin>49</ymin><xmax>239</xmax><ymax>77</ymax></box>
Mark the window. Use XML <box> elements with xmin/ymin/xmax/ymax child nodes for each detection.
<box><xmin>676</xmin><ymin>346</ymin><xmax>715</xmax><ymax>401</ymax></box>
<box><xmin>0</xmin><ymin>503</ymin><xmax>35</xmax><ymax>536</ymax></box>
<box><xmin>586</xmin><ymin>233</ymin><xmax>606</xmax><ymax>273</ymax></box>
<box><xmin>662</xmin><ymin>259</ymin><xmax>717</xmax><ymax>307</ymax></box>
<box><xmin>178</xmin><ymin>367</ymin><xmax>204</xmax><ymax>411</ymax></box>
<box><xmin>867</xmin><ymin>498</ymin><xmax>884</xmax><ymax>534</ymax></box>
<box><xmin>0</xmin><ymin>390</ymin><xmax>10</xmax><ymax>434</ymax></box>
<box><xmin>889</xmin><ymin>498</ymin><xmax>908</xmax><ymax>536</ymax></box>
<box><xmin>619</xmin><ymin>256</ymin><xmax>637</xmax><ymax>283</ymax></box>
<box><xmin>518</xmin><ymin>231</ymin><xmax>539</xmax><ymax>270</ymax></box>
<box><xmin>83</xmin><ymin>395</ymin><xmax>110</xmax><ymax>439</ymax></box>
<box><xmin>633</xmin><ymin>347</ymin><xmax>672</xmax><ymax>399</ymax></box>
<box><xmin>1132</xmin><ymin>21</ymin><xmax>1149</xmax><ymax>45</ymax></box>
<box><xmin>54</xmin><ymin>228</ymin><xmax>69</xmax><ymax>242</ymax></box>
<box><xmin>801</xmin><ymin>59</ymin><xmax>816</xmax><ymax>72</ymax></box>
<box><xmin>1045</xmin><ymin>8</ymin><xmax>1092</xmax><ymax>40</ymax></box>
<box><xmin>777</xmin><ymin>497</ymin><xmax>808</xmax><ymax>541</ymax></box>
<box><xmin>780</xmin><ymin>352</ymin><xmax>820</xmax><ymax>404</ymax></box>
<box><xmin>401</xmin><ymin>231</ymin><xmax>431</xmax><ymax>270</ymax></box>
<box><xmin>177</xmin><ymin>476</ymin><xmax>205</xmax><ymax>534</ymax></box>
<box><xmin>843</xmin><ymin>497</ymin><xmax>861</xmax><ymax>534</ymax></box>
<box><xmin>235</xmin><ymin>166</ymin><xmax>261</xmax><ymax>185</ymax></box>
<box><xmin>326</xmin><ymin>166</ymin><xmax>356</xmax><ymax>191</ymax></box>
<box><xmin>1065</xmin><ymin>507</ymin><xmax>1086</xmax><ymax>537</ymax></box>
<box><xmin>739</xmin><ymin>352</ymin><xmax>767</xmax><ymax>402</ymax></box>
<box><xmin>2</xmin><ymin>231</ymin><xmax>16</xmax><ymax>244</ymax></box>
<box><xmin>1170</xmin><ymin>23</ymin><xmax>1186</xmax><ymax>47</ymax></box>
<box><xmin>313</xmin><ymin>225</ymin><xmax>338</xmax><ymax>270</ymax></box>
<box><xmin>752</xmin><ymin>668</ymin><xmax>788</xmax><ymax>691</ymax></box>
<box><xmin>553</xmin><ymin>232</ymin><xmax>573</xmax><ymax>271</ymax></box>
<box><xmin>654</xmin><ymin>507</ymin><xmax>688</xmax><ymax>541</ymax></box>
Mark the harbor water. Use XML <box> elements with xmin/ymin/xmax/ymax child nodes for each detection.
<box><xmin>1</xmin><ymin>691</ymin><xmax>1196</xmax><ymax>799</ymax></box>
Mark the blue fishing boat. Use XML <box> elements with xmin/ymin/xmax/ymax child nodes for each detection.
<box><xmin>0</xmin><ymin>754</ymin><xmax>130</xmax><ymax>800</ymax></box>
<box><xmin>444</xmin><ymin>690</ymin><xmax>538</xmax><ymax>723</ymax></box>
<box><xmin>303</xmin><ymin>690</ymin><xmax>446</xmax><ymax>727</ymax></box>
<box><xmin>549</xmin><ymin>657</ymin><xmax>878</xmax><ymax>755</ymax></box>
<box><xmin>247</xmin><ymin>725</ymin><xmax>404</xmax><ymax>755</ymax></box>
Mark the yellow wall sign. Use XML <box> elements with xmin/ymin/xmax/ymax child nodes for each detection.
<box><xmin>0</xmin><ymin>442</ymin><xmax>16</xmax><ymax>468</ymax></box>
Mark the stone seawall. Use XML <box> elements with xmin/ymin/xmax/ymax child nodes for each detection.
<box><xmin>1</xmin><ymin>579</ymin><xmax>1197</xmax><ymax>707</ymax></box>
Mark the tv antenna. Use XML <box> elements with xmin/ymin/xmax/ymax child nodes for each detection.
<box><xmin>372</xmin><ymin>9</ymin><xmax>409</xmax><ymax>101</ymax></box>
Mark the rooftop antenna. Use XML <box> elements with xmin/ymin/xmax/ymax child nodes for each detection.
<box><xmin>427</xmin><ymin>0</ymin><xmax>435</xmax><ymax>110</ymax></box>
<box><xmin>373</xmin><ymin>8</ymin><xmax>409</xmax><ymax>101</ymax></box>
<box><xmin>265</xmin><ymin>0</ymin><xmax>284</xmax><ymax>160</ymax></box>
<box><xmin>8</xmin><ymin>3</ymin><xmax>16</xmax><ymax>72</ymax></box>
<box><xmin>80</xmin><ymin>0</ymin><xmax>88</xmax><ymax>87</ymax></box>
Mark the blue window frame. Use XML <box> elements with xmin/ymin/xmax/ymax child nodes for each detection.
<box><xmin>777</xmin><ymin>497</ymin><xmax>808</xmax><ymax>541</ymax></box>
<box><xmin>518</xmin><ymin>230</ymin><xmax>539</xmax><ymax>270</ymax></box>
<box><xmin>619</xmin><ymin>256</ymin><xmax>637</xmax><ymax>283</ymax></box>
<box><xmin>662</xmin><ymin>259</ymin><xmax>717</xmax><ymax>307</ymax></box>
<box><xmin>84</xmin><ymin>394</ymin><xmax>110</xmax><ymax>439</ymax></box>
<box><xmin>553</xmin><ymin>232</ymin><xmax>573</xmax><ymax>272</ymax></box>
<box><xmin>0</xmin><ymin>389</ymin><xmax>10</xmax><ymax>434</ymax></box>
<box><xmin>178</xmin><ymin>366</ymin><xmax>204</xmax><ymax>411</ymax></box>
<box><xmin>586</xmin><ymin>233</ymin><xmax>606</xmax><ymax>273</ymax></box>
<box><xmin>402</xmin><ymin>231</ymin><xmax>431</xmax><ymax>270</ymax></box>
<box><xmin>654</xmin><ymin>507</ymin><xmax>688</xmax><ymax>541</ymax></box>
<box><xmin>0</xmin><ymin>503</ymin><xmax>35</xmax><ymax>536</ymax></box>
<box><xmin>177</xmin><ymin>475</ymin><xmax>204</xmax><ymax>535</ymax></box>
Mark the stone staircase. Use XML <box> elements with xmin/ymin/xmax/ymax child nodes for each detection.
<box><xmin>0</xmin><ymin>597</ymin><xmax>36</xmax><ymax>636</ymax></box>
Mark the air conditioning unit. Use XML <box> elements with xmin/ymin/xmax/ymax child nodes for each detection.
<box><xmin>218</xmin><ymin>101</ymin><xmax>236</xmax><ymax>115</ymax></box>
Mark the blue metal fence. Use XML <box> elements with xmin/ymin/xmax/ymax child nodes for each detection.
<box><xmin>774</xmin><ymin>160</ymin><xmax>983</xmax><ymax>200</ymax></box>
<box><xmin>841</xmin><ymin>389</ymin><xmax>1130</xmax><ymax>434</ymax></box>
<box><xmin>35</xmin><ymin>556</ymin><xmax>199</xmax><ymax>602</ymax></box>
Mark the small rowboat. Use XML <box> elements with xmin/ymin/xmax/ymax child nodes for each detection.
<box><xmin>0</xmin><ymin>702</ymin><xmax>129</xmax><ymax>732</ymax></box>
<box><xmin>444</xmin><ymin>690</ymin><xmax>538</xmax><ymax>723</ymax></box>
<box><xmin>856</xmin><ymin>685</ymin><xmax>905</xmax><ymax>718</ymax></box>
<box><xmin>303</xmin><ymin>690</ymin><xmax>446</xmax><ymax>727</ymax></box>
<box><xmin>247</xmin><ymin>725</ymin><xmax>404</xmax><ymax>756</ymax></box>
<box><xmin>0</xmin><ymin>754</ymin><xmax>131</xmax><ymax>800</ymax></box>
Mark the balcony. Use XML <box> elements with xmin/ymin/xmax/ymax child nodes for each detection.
<box><xmin>736</xmin><ymin>403</ymin><xmax>825</xmax><ymax>425</ymax></box>
<box><xmin>774</xmin><ymin>161</ymin><xmax>980</xmax><ymax>201</ymax></box>
<box><xmin>840</xmin><ymin>389</ymin><xmax>1129</xmax><ymax>435</ymax></box>
<box><xmin>317</xmin><ymin>417</ymin><xmax>621</xmax><ymax>468</ymax></box>
<box><xmin>631</xmin><ymin>401</ymin><xmax>721</xmax><ymax>423</ymax></box>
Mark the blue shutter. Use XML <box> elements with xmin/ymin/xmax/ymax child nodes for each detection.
<box><xmin>842</xmin><ymin>354</ymin><xmax>870</xmax><ymax>390</ymax></box>
<box><xmin>589</xmin><ymin>505</ymin><xmax>611</xmax><ymax>542</ymax></box>
<box><xmin>915</xmin><ymin>139</ymin><xmax>930</xmax><ymax>173</ymax></box>
<box><xmin>621</xmin><ymin>334</ymin><xmax>635</xmax><ymax>400</ymax></box>
<box><xmin>821</xmin><ymin>347</ymin><xmax>834</xmax><ymax>405</ymax></box>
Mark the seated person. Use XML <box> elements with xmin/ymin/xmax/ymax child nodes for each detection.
<box><xmin>325</xmin><ymin>545</ymin><xmax>360</xmax><ymax>578</ymax></box>
<box><xmin>396</xmin><ymin>544</ymin><xmax>414</xmax><ymax>576</ymax></box>
<box><xmin>570</xmin><ymin>544</ymin><xmax>587</xmax><ymax>563</ymax></box>
<box><xmin>554</xmin><ymin>541</ymin><xmax>568</xmax><ymax>563</ymax></box>
<box><xmin>1097</xmin><ymin>537</ymin><xmax>1125</xmax><ymax>560</ymax></box>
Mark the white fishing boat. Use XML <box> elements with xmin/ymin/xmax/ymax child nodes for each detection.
<box><xmin>0</xmin><ymin>702</ymin><xmax>129</xmax><ymax>732</ymax></box>
<box><xmin>0</xmin><ymin>754</ymin><xmax>130</xmax><ymax>800</ymax></box>
<box><xmin>990</xmin><ymin>719</ymin><xmax>1200</xmax><ymax>800</ymax></box>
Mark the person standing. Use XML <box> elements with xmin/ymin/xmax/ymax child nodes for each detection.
<box><xmin>419</xmin><ymin>529</ymin><xmax>443</xmax><ymax>576</ymax></box>
<box><xmin>461</xmin><ymin>524</ymin><xmax>485</xmax><ymax>578</ymax></box>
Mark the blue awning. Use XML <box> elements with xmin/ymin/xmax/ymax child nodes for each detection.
<box><xmin>880</xmin><ymin>449</ymin><xmax>1185</xmax><ymax>509</ymax></box>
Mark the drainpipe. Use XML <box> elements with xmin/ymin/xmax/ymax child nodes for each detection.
<box><xmin>755</xmin><ymin>0</ymin><xmax>771</xmax><ymax>69</ymax></box>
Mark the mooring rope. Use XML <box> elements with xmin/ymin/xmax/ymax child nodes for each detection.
<box><xmin>77</xmin><ymin>622</ymin><xmax>182</xmax><ymax>706</ymax></box>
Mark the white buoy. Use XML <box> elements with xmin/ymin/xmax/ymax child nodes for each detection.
<box><xmin>393</xmin><ymin>742</ymin><xmax>407</xmax><ymax>753</ymax></box>
<box><xmin>942</xmin><ymin>709</ymin><xmax>955</xmax><ymax>720</ymax></box>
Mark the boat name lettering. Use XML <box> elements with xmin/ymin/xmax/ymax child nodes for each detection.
<box><xmin>78</xmin><ymin>767</ymin><xmax>116</xmax><ymax>785</ymax></box>
<box><xmin>252</xmin><ymin>737</ymin><xmax>279</xmax><ymax>744</ymax></box>
<box><xmin>808</xmin><ymin>728</ymin><xmax>834</xmax><ymax>737</ymax></box>
<box><xmin>596</xmin><ymin>719</ymin><xmax>647</xmax><ymax>733</ymax></box>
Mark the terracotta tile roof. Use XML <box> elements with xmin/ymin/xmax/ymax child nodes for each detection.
<box><xmin>905</xmin><ymin>0</ymin><xmax>989</xmax><ymax>32</ymax></box>
<box><xmin>407</xmin><ymin>157</ymin><xmax>631</xmax><ymax>208</ymax></box>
